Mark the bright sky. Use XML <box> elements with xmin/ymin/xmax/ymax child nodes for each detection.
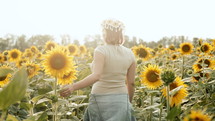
<box><xmin>0</xmin><ymin>0</ymin><xmax>215</xmax><ymax>43</ymax></box>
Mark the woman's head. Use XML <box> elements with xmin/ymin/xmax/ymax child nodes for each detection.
<box><xmin>101</xmin><ymin>19</ymin><xmax>125</xmax><ymax>45</ymax></box>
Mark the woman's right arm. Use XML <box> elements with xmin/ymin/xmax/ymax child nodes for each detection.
<box><xmin>126</xmin><ymin>61</ymin><xmax>136</xmax><ymax>103</ymax></box>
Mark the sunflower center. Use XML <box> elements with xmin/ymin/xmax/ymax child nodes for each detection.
<box><xmin>204</xmin><ymin>59</ymin><xmax>210</xmax><ymax>67</ymax></box>
<box><xmin>170</xmin><ymin>83</ymin><xmax>177</xmax><ymax>91</ymax></box>
<box><xmin>201</xmin><ymin>45</ymin><xmax>209</xmax><ymax>52</ymax></box>
<box><xmin>194</xmin><ymin>117</ymin><xmax>203</xmax><ymax>121</ymax></box>
<box><xmin>0</xmin><ymin>76</ymin><xmax>7</xmax><ymax>81</ymax></box>
<box><xmin>50</xmin><ymin>54</ymin><xmax>66</xmax><ymax>70</ymax></box>
<box><xmin>172</xmin><ymin>55</ymin><xmax>177</xmax><ymax>59</ymax></box>
<box><xmin>146</xmin><ymin>71</ymin><xmax>159</xmax><ymax>82</ymax></box>
<box><xmin>139</xmin><ymin>48</ymin><xmax>148</xmax><ymax>58</ymax></box>
<box><xmin>11</xmin><ymin>52</ymin><xmax>18</xmax><ymax>58</ymax></box>
<box><xmin>31</xmin><ymin>48</ymin><xmax>36</xmax><ymax>53</ymax></box>
<box><xmin>182</xmin><ymin>45</ymin><xmax>190</xmax><ymax>52</ymax></box>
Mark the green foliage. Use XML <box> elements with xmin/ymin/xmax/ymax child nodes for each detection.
<box><xmin>0</xmin><ymin>67</ymin><xmax>28</xmax><ymax>110</ymax></box>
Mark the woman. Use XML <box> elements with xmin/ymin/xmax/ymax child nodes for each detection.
<box><xmin>60</xmin><ymin>19</ymin><xmax>136</xmax><ymax>121</ymax></box>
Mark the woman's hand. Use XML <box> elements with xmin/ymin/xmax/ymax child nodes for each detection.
<box><xmin>60</xmin><ymin>84</ymin><xmax>74</xmax><ymax>97</ymax></box>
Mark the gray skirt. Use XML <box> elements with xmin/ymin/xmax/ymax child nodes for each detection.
<box><xmin>83</xmin><ymin>94</ymin><xmax>136</xmax><ymax>121</ymax></box>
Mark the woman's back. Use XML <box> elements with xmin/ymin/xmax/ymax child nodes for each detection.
<box><xmin>91</xmin><ymin>44</ymin><xmax>135</xmax><ymax>94</ymax></box>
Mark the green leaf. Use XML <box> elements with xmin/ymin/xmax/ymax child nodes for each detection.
<box><xmin>0</xmin><ymin>67</ymin><xmax>28</xmax><ymax>110</ymax></box>
<box><xmin>23</xmin><ymin>116</ymin><xmax>36</xmax><ymax>121</ymax></box>
<box><xmin>0</xmin><ymin>67</ymin><xmax>14</xmax><ymax>77</ymax></box>
<box><xmin>166</xmin><ymin>106</ymin><xmax>181</xmax><ymax>120</ymax></box>
<box><xmin>6</xmin><ymin>114</ymin><xmax>19</xmax><ymax>121</ymax></box>
<box><xmin>37</xmin><ymin>111</ymin><xmax>48</xmax><ymax>121</ymax></box>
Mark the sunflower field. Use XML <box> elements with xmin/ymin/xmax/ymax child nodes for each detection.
<box><xmin>0</xmin><ymin>36</ymin><xmax>215</xmax><ymax>121</ymax></box>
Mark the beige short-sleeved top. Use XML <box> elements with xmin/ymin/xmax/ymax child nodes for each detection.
<box><xmin>91</xmin><ymin>44</ymin><xmax>135</xmax><ymax>94</ymax></box>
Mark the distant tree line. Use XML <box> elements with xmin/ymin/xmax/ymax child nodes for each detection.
<box><xmin>0</xmin><ymin>34</ymin><xmax>204</xmax><ymax>52</ymax></box>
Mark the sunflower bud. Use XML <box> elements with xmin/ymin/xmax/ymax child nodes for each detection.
<box><xmin>161</xmin><ymin>70</ymin><xmax>176</xmax><ymax>86</ymax></box>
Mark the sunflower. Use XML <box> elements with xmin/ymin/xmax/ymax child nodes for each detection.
<box><xmin>30</xmin><ymin>46</ymin><xmax>38</xmax><ymax>54</ymax></box>
<box><xmin>0</xmin><ymin>54</ymin><xmax>4</xmax><ymax>63</ymax></box>
<box><xmin>8</xmin><ymin>49</ymin><xmax>22</xmax><ymax>62</ymax></box>
<box><xmin>67</xmin><ymin>44</ymin><xmax>78</xmax><ymax>56</ymax></box>
<box><xmin>140</xmin><ymin>64</ymin><xmax>163</xmax><ymax>89</ymax></box>
<box><xmin>179</xmin><ymin>42</ymin><xmax>193</xmax><ymax>55</ymax></box>
<box><xmin>0</xmin><ymin>73</ymin><xmax>12</xmax><ymax>87</ymax></box>
<box><xmin>57</xmin><ymin>70</ymin><xmax>77</xmax><ymax>85</ymax></box>
<box><xmin>198</xmin><ymin>39</ymin><xmax>203</xmax><ymax>46</ymax></box>
<box><xmin>16</xmin><ymin>59</ymin><xmax>27</xmax><ymax>68</ymax></box>
<box><xmin>200</xmin><ymin>43</ymin><xmax>212</xmax><ymax>53</ymax></box>
<box><xmin>183</xmin><ymin>110</ymin><xmax>211</xmax><ymax>121</ymax></box>
<box><xmin>193</xmin><ymin>58</ymin><xmax>214</xmax><ymax>72</ymax></box>
<box><xmin>161</xmin><ymin>77</ymin><xmax>188</xmax><ymax>107</ymax></box>
<box><xmin>25</xmin><ymin>62</ymin><xmax>40</xmax><ymax>78</ymax></box>
<box><xmin>0</xmin><ymin>65</ymin><xmax>12</xmax><ymax>87</ymax></box>
<box><xmin>24</xmin><ymin>51</ymin><xmax>33</xmax><ymax>60</ymax></box>
<box><xmin>45</xmin><ymin>41</ymin><xmax>57</xmax><ymax>51</ymax></box>
<box><xmin>42</xmin><ymin>46</ymin><xmax>75</xmax><ymax>77</ymax></box>
<box><xmin>212</xmin><ymin>39</ymin><xmax>215</xmax><ymax>47</ymax></box>
<box><xmin>36</xmin><ymin>52</ymin><xmax>42</xmax><ymax>60</ymax></box>
<box><xmin>192</xmin><ymin>71</ymin><xmax>210</xmax><ymax>82</ymax></box>
<box><xmin>133</xmin><ymin>45</ymin><xmax>150</xmax><ymax>61</ymax></box>
<box><xmin>168</xmin><ymin>45</ymin><xmax>175</xmax><ymax>51</ymax></box>
<box><xmin>79</xmin><ymin>45</ymin><xmax>87</xmax><ymax>54</ymax></box>
<box><xmin>171</xmin><ymin>54</ymin><xmax>178</xmax><ymax>60</ymax></box>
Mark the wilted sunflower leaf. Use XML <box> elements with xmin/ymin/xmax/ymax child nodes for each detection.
<box><xmin>0</xmin><ymin>67</ymin><xmax>28</xmax><ymax>110</ymax></box>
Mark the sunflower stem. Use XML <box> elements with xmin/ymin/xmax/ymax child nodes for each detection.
<box><xmin>181</xmin><ymin>56</ymin><xmax>184</xmax><ymax>79</ymax></box>
<box><xmin>149</xmin><ymin>93</ymin><xmax>154</xmax><ymax>121</ymax></box>
<box><xmin>159</xmin><ymin>98</ymin><xmax>163</xmax><ymax>121</ymax></box>
<box><xmin>53</xmin><ymin>77</ymin><xmax>58</xmax><ymax>121</ymax></box>
<box><xmin>166</xmin><ymin>85</ymin><xmax>170</xmax><ymax>121</ymax></box>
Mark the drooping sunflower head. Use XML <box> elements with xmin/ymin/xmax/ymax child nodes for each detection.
<box><xmin>8</xmin><ymin>49</ymin><xmax>22</xmax><ymax>62</ymax></box>
<box><xmin>57</xmin><ymin>70</ymin><xmax>77</xmax><ymax>85</ymax></box>
<box><xmin>140</xmin><ymin>64</ymin><xmax>163</xmax><ymax>89</ymax></box>
<box><xmin>179</xmin><ymin>42</ymin><xmax>193</xmax><ymax>55</ymax></box>
<box><xmin>42</xmin><ymin>46</ymin><xmax>75</xmax><ymax>77</ymax></box>
<box><xmin>79</xmin><ymin>45</ymin><xmax>87</xmax><ymax>54</ymax></box>
<box><xmin>200</xmin><ymin>43</ymin><xmax>212</xmax><ymax>53</ymax></box>
<box><xmin>193</xmin><ymin>58</ymin><xmax>213</xmax><ymax>72</ymax></box>
<box><xmin>161</xmin><ymin>77</ymin><xmax>188</xmax><ymax>107</ymax></box>
<box><xmin>25</xmin><ymin>62</ymin><xmax>40</xmax><ymax>78</ymax></box>
<box><xmin>183</xmin><ymin>110</ymin><xmax>211</xmax><ymax>121</ymax></box>
<box><xmin>67</xmin><ymin>44</ymin><xmax>78</xmax><ymax>56</ymax></box>
<box><xmin>45</xmin><ymin>41</ymin><xmax>57</xmax><ymax>51</ymax></box>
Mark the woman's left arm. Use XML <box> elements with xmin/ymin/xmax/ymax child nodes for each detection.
<box><xmin>60</xmin><ymin>51</ymin><xmax>104</xmax><ymax>97</ymax></box>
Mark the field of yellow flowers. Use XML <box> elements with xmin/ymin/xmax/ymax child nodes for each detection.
<box><xmin>0</xmin><ymin>39</ymin><xmax>214</xmax><ymax>121</ymax></box>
